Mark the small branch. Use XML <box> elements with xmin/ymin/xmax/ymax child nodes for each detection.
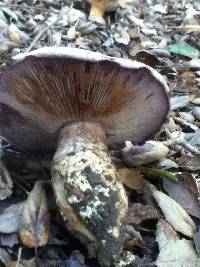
<box><xmin>16</xmin><ymin>247</ymin><xmax>22</xmax><ymax>267</ymax></box>
<box><xmin>163</xmin><ymin>128</ymin><xmax>200</xmax><ymax>155</ymax></box>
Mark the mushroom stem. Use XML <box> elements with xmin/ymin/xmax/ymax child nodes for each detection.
<box><xmin>51</xmin><ymin>121</ymin><xmax>128</xmax><ymax>266</ymax></box>
<box><xmin>89</xmin><ymin>1</ymin><xmax>106</xmax><ymax>17</ymax></box>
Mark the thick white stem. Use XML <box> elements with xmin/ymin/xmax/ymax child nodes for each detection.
<box><xmin>51</xmin><ymin>122</ymin><xmax>128</xmax><ymax>266</ymax></box>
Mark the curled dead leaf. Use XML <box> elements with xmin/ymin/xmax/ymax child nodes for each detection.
<box><xmin>118</xmin><ymin>167</ymin><xmax>144</xmax><ymax>190</ymax></box>
<box><xmin>163</xmin><ymin>173</ymin><xmax>200</xmax><ymax>219</ymax></box>
<box><xmin>19</xmin><ymin>181</ymin><xmax>50</xmax><ymax>248</ymax></box>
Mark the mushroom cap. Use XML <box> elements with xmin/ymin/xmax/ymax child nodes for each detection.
<box><xmin>0</xmin><ymin>47</ymin><xmax>169</xmax><ymax>150</ymax></box>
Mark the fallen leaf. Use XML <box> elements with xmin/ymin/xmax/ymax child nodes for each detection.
<box><xmin>140</xmin><ymin>167</ymin><xmax>177</xmax><ymax>181</ymax></box>
<box><xmin>118</xmin><ymin>167</ymin><xmax>144</xmax><ymax>190</ymax></box>
<box><xmin>0</xmin><ymin>248</ymin><xmax>11</xmax><ymax>266</ymax></box>
<box><xmin>135</xmin><ymin>50</ymin><xmax>160</xmax><ymax>67</ymax></box>
<box><xmin>176</xmin><ymin>172</ymin><xmax>200</xmax><ymax>200</ymax></box>
<box><xmin>156</xmin><ymin>219</ymin><xmax>199</xmax><ymax>267</ymax></box>
<box><xmin>0</xmin><ymin>162</ymin><xmax>13</xmax><ymax>200</ymax></box>
<box><xmin>150</xmin><ymin>185</ymin><xmax>195</xmax><ymax>238</ymax></box>
<box><xmin>180</xmin><ymin>24</ymin><xmax>200</xmax><ymax>33</ymax></box>
<box><xmin>19</xmin><ymin>181</ymin><xmax>50</xmax><ymax>248</ymax></box>
<box><xmin>126</xmin><ymin>203</ymin><xmax>161</xmax><ymax>225</ymax></box>
<box><xmin>168</xmin><ymin>43</ymin><xmax>199</xmax><ymax>58</ymax></box>
<box><xmin>157</xmin><ymin>158</ymin><xmax>179</xmax><ymax>169</ymax></box>
<box><xmin>162</xmin><ymin>174</ymin><xmax>200</xmax><ymax>219</ymax></box>
<box><xmin>177</xmin><ymin>154</ymin><xmax>200</xmax><ymax>171</ymax></box>
<box><xmin>175</xmin><ymin>70</ymin><xmax>198</xmax><ymax>93</ymax></box>
<box><xmin>0</xmin><ymin>202</ymin><xmax>23</xmax><ymax>233</ymax></box>
<box><xmin>194</xmin><ymin>226</ymin><xmax>200</xmax><ymax>256</ymax></box>
<box><xmin>0</xmin><ymin>233</ymin><xmax>19</xmax><ymax>247</ymax></box>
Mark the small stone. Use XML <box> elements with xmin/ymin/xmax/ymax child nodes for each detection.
<box><xmin>122</xmin><ymin>141</ymin><xmax>169</xmax><ymax>167</ymax></box>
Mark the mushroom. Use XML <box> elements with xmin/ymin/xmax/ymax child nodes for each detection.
<box><xmin>0</xmin><ymin>47</ymin><xmax>169</xmax><ymax>266</ymax></box>
<box><xmin>87</xmin><ymin>0</ymin><xmax>127</xmax><ymax>24</ymax></box>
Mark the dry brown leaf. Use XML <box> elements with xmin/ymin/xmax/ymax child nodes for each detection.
<box><xmin>177</xmin><ymin>172</ymin><xmax>200</xmax><ymax>199</ymax></box>
<box><xmin>163</xmin><ymin>174</ymin><xmax>200</xmax><ymax>219</ymax></box>
<box><xmin>126</xmin><ymin>203</ymin><xmax>161</xmax><ymax>225</ymax></box>
<box><xmin>0</xmin><ymin>162</ymin><xmax>13</xmax><ymax>200</ymax></box>
<box><xmin>118</xmin><ymin>167</ymin><xmax>144</xmax><ymax>190</ymax></box>
<box><xmin>175</xmin><ymin>70</ymin><xmax>198</xmax><ymax>93</ymax></box>
<box><xmin>177</xmin><ymin>154</ymin><xmax>200</xmax><ymax>171</ymax></box>
<box><xmin>135</xmin><ymin>50</ymin><xmax>160</xmax><ymax>67</ymax></box>
<box><xmin>19</xmin><ymin>181</ymin><xmax>50</xmax><ymax>248</ymax></box>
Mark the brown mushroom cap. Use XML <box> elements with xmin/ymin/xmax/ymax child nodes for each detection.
<box><xmin>0</xmin><ymin>47</ymin><xmax>169</xmax><ymax>150</ymax></box>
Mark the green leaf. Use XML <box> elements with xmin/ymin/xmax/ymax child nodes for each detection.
<box><xmin>168</xmin><ymin>44</ymin><xmax>199</xmax><ymax>58</ymax></box>
<box><xmin>140</xmin><ymin>167</ymin><xmax>177</xmax><ymax>181</ymax></box>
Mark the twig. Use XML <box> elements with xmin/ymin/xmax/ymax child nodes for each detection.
<box><xmin>26</xmin><ymin>3</ymin><xmax>73</xmax><ymax>52</ymax></box>
<box><xmin>163</xmin><ymin>128</ymin><xmax>200</xmax><ymax>155</ymax></box>
<box><xmin>16</xmin><ymin>247</ymin><xmax>22</xmax><ymax>267</ymax></box>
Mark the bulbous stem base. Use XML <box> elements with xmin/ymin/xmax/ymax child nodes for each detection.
<box><xmin>51</xmin><ymin>122</ymin><xmax>128</xmax><ymax>266</ymax></box>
